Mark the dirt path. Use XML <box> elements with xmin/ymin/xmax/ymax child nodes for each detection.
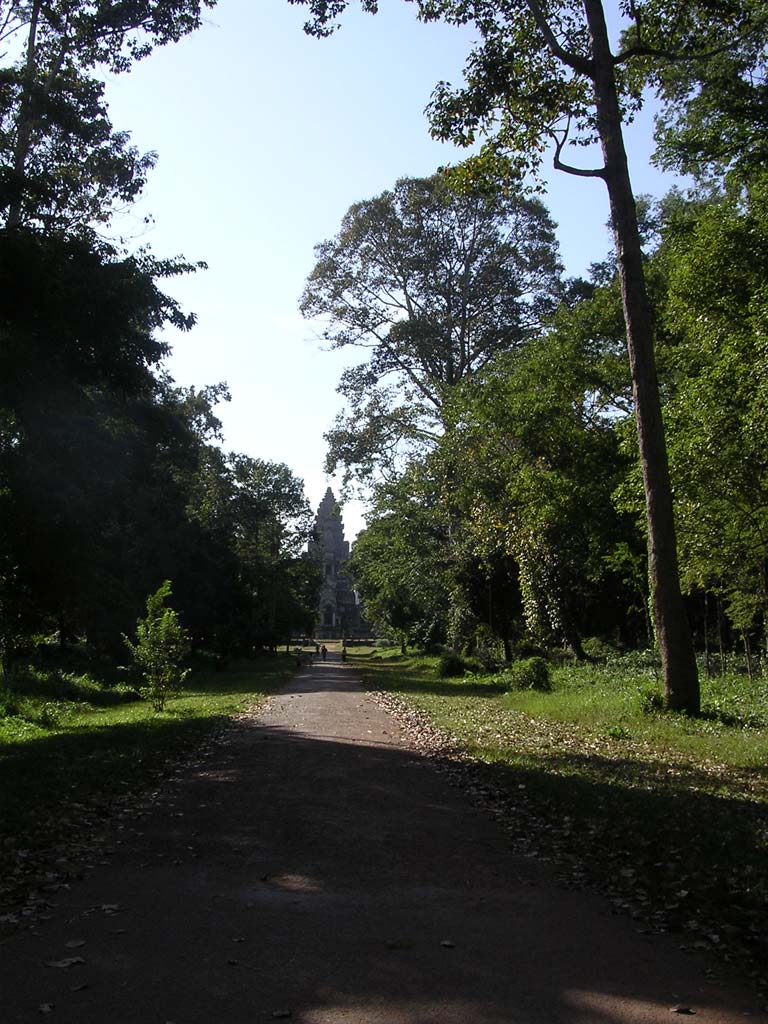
<box><xmin>1</xmin><ymin>656</ymin><xmax>764</xmax><ymax>1023</ymax></box>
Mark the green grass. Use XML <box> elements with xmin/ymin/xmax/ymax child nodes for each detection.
<box><xmin>0</xmin><ymin>655</ymin><xmax>296</xmax><ymax>915</ymax></box>
<box><xmin>349</xmin><ymin>648</ymin><xmax>768</xmax><ymax>993</ymax></box>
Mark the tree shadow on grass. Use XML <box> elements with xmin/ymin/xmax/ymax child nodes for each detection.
<box><xmin>351</xmin><ymin>659</ymin><xmax>507</xmax><ymax>698</ymax></box>
<box><xmin>1</xmin><ymin>707</ymin><xmax>765</xmax><ymax>1023</ymax></box>
<box><xmin>3</xmin><ymin>662</ymin><xmax>766</xmax><ymax>1015</ymax></box>
<box><xmin>465</xmin><ymin>749</ymin><xmax>768</xmax><ymax>990</ymax></box>
<box><xmin>347</xmin><ymin>658</ymin><xmax>768</xmax><ymax>988</ymax></box>
<box><xmin>0</xmin><ymin>659</ymin><xmax>296</xmax><ymax>898</ymax></box>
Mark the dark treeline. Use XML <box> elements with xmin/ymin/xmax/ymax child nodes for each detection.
<box><xmin>293</xmin><ymin>0</ymin><xmax>768</xmax><ymax>706</ymax></box>
<box><xmin>0</xmin><ymin>1</ymin><xmax>320</xmax><ymax>675</ymax></box>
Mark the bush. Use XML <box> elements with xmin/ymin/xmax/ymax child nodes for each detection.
<box><xmin>499</xmin><ymin>656</ymin><xmax>552</xmax><ymax>692</ymax></box>
<box><xmin>581</xmin><ymin>636</ymin><xmax>621</xmax><ymax>660</ymax></box>
<box><xmin>37</xmin><ymin>701</ymin><xmax>72</xmax><ymax>729</ymax></box>
<box><xmin>471</xmin><ymin>627</ymin><xmax>504</xmax><ymax>672</ymax></box>
<box><xmin>638</xmin><ymin>681</ymin><xmax>664</xmax><ymax>714</ymax></box>
<box><xmin>0</xmin><ymin>687</ymin><xmax>19</xmax><ymax>717</ymax></box>
<box><xmin>124</xmin><ymin>581</ymin><xmax>190</xmax><ymax>712</ymax></box>
<box><xmin>437</xmin><ymin>651</ymin><xmax>467</xmax><ymax>678</ymax></box>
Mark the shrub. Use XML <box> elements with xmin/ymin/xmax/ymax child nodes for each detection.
<box><xmin>581</xmin><ymin>636</ymin><xmax>621</xmax><ymax>660</ymax></box>
<box><xmin>124</xmin><ymin>581</ymin><xmax>190</xmax><ymax>712</ymax></box>
<box><xmin>471</xmin><ymin>627</ymin><xmax>504</xmax><ymax>672</ymax></box>
<box><xmin>437</xmin><ymin>651</ymin><xmax>467</xmax><ymax>678</ymax></box>
<box><xmin>500</xmin><ymin>656</ymin><xmax>552</xmax><ymax>692</ymax></box>
<box><xmin>638</xmin><ymin>681</ymin><xmax>664</xmax><ymax>714</ymax></box>
<box><xmin>0</xmin><ymin>687</ymin><xmax>18</xmax><ymax>717</ymax></box>
<box><xmin>37</xmin><ymin>701</ymin><xmax>73</xmax><ymax>729</ymax></box>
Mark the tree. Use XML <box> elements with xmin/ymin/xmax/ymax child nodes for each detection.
<box><xmin>647</xmin><ymin>6</ymin><xmax>768</xmax><ymax>183</ymax></box>
<box><xmin>0</xmin><ymin>227</ymin><xmax>201</xmax><ymax>652</ymax></box>
<box><xmin>0</xmin><ymin>0</ymin><xmax>217</xmax><ymax>233</ymax></box>
<box><xmin>224</xmin><ymin>455</ymin><xmax>318</xmax><ymax>649</ymax></box>
<box><xmin>302</xmin><ymin>172</ymin><xmax>562</xmax><ymax>483</ymax></box>
<box><xmin>124</xmin><ymin>579</ymin><xmax>190</xmax><ymax>711</ymax></box>
<box><xmin>447</xmin><ymin>325</ymin><xmax>635</xmax><ymax>656</ymax></box>
<box><xmin>347</xmin><ymin>465</ymin><xmax>451</xmax><ymax>650</ymax></box>
<box><xmin>287</xmin><ymin>0</ymin><xmax>764</xmax><ymax>711</ymax></box>
<box><xmin>658</xmin><ymin>177</ymin><xmax>768</xmax><ymax>653</ymax></box>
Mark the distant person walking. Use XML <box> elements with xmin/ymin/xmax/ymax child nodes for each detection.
<box><xmin>321</xmin><ymin>644</ymin><xmax>328</xmax><ymax>661</ymax></box>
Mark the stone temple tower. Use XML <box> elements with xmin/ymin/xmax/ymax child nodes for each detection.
<box><xmin>307</xmin><ymin>488</ymin><xmax>366</xmax><ymax>639</ymax></box>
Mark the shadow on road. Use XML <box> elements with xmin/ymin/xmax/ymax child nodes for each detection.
<box><xmin>0</xmin><ymin>660</ymin><xmax>763</xmax><ymax>1024</ymax></box>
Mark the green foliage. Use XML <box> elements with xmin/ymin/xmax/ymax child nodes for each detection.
<box><xmin>437</xmin><ymin>650</ymin><xmax>467</xmax><ymax>678</ymax></box>
<box><xmin>0</xmin><ymin>227</ymin><xmax>319</xmax><ymax>662</ymax></box>
<box><xmin>702</xmin><ymin>673</ymin><xmax>768</xmax><ymax>729</ymax></box>
<box><xmin>0</xmin><ymin>0</ymin><xmax>218</xmax><ymax>234</ymax></box>
<box><xmin>124</xmin><ymin>581</ymin><xmax>190</xmax><ymax>711</ymax></box>
<box><xmin>446</xmin><ymin>327</ymin><xmax>635</xmax><ymax>652</ymax></box>
<box><xmin>648</xmin><ymin>4</ymin><xmax>768</xmax><ymax>182</ymax></box>
<box><xmin>348</xmin><ymin>463</ymin><xmax>451</xmax><ymax>649</ymax></box>
<box><xmin>303</xmin><ymin>172</ymin><xmax>562</xmax><ymax>485</ymax></box>
<box><xmin>0</xmin><ymin>687</ymin><xmax>18</xmax><ymax>717</ymax></box>
<box><xmin>290</xmin><ymin>0</ymin><xmax>721</xmax><ymax>710</ymax></box>
<box><xmin>0</xmin><ymin>5</ymin><xmax>321</xmax><ymax>683</ymax></box>
<box><xmin>497</xmin><ymin>656</ymin><xmax>552</xmax><ymax>692</ymax></box>
<box><xmin>655</xmin><ymin>176</ymin><xmax>768</xmax><ymax>635</ymax></box>
<box><xmin>637</xmin><ymin>681</ymin><xmax>665</xmax><ymax>715</ymax></box>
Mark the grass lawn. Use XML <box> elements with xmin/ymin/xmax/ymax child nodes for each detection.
<box><xmin>349</xmin><ymin>647</ymin><xmax>768</xmax><ymax>995</ymax></box>
<box><xmin>0</xmin><ymin>654</ymin><xmax>297</xmax><ymax>917</ymax></box>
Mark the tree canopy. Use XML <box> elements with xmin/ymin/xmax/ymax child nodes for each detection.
<box><xmin>288</xmin><ymin>0</ymin><xmax>768</xmax><ymax>711</ymax></box>
<box><xmin>0</xmin><ymin>0</ymin><xmax>217</xmax><ymax>233</ymax></box>
<box><xmin>303</xmin><ymin>172</ymin><xmax>562</xmax><ymax>483</ymax></box>
<box><xmin>0</xmin><ymin>0</ymin><xmax>322</xmax><ymax>673</ymax></box>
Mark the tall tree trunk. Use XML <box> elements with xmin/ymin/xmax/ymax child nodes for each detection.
<box><xmin>743</xmin><ymin>629</ymin><xmax>754</xmax><ymax>682</ymax></box>
<box><xmin>7</xmin><ymin>1</ymin><xmax>70</xmax><ymax>229</ymax></box>
<box><xmin>6</xmin><ymin>0</ymin><xmax>42</xmax><ymax>229</ymax></box>
<box><xmin>502</xmin><ymin>634</ymin><xmax>512</xmax><ymax>662</ymax></box>
<box><xmin>717</xmin><ymin>592</ymin><xmax>726</xmax><ymax>674</ymax></box>
<box><xmin>584</xmin><ymin>0</ymin><xmax>700</xmax><ymax>713</ymax></box>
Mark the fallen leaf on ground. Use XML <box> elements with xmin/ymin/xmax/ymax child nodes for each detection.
<box><xmin>38</xmin><ymin>1004</ymin><xmax>54</xmax><ymax>1014</ymax></box>
<box><xmin>46</xmin><ymin>957</ymin><xmax>85</xmax><ymax>968</ymax></box>
<box><xmin>64</xmin><ymin>939</ymin><xmax>85</xmax><ymax>948</ymax></box>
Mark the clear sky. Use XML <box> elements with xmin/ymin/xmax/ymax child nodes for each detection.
<box><xmin>104</xmin><ymin>0</ymin><xmax>683</xmax><ymax>539</ymax></box>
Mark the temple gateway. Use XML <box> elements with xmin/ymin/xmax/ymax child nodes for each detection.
<box><xmin>308</xmin><ymin>488</ymin><xmax>369</xmax><ymax>639</ymax></box>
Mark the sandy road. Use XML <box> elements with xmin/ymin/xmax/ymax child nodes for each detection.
<box><xmin>0</xmin><ymin>656</ymin><xmax>764</xmax><ymax>1023</ymax></box>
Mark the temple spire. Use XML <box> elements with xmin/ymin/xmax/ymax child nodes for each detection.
<box><xmin>307</xmin><ymin>489</ymin><xmax>366</xmax><ymax>638</ymax></box>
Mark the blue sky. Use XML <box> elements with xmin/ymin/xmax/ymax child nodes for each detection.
<box><xmin>104</xmin><ymin>1</ymin><xmax>683</xmax><ymax>539</ymax></box>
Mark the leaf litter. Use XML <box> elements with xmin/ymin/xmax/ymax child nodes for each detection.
<box><xmin>367</xmin><ymin>686</ymin><xmax>768</xmax><ymax>1001</ymax></box>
